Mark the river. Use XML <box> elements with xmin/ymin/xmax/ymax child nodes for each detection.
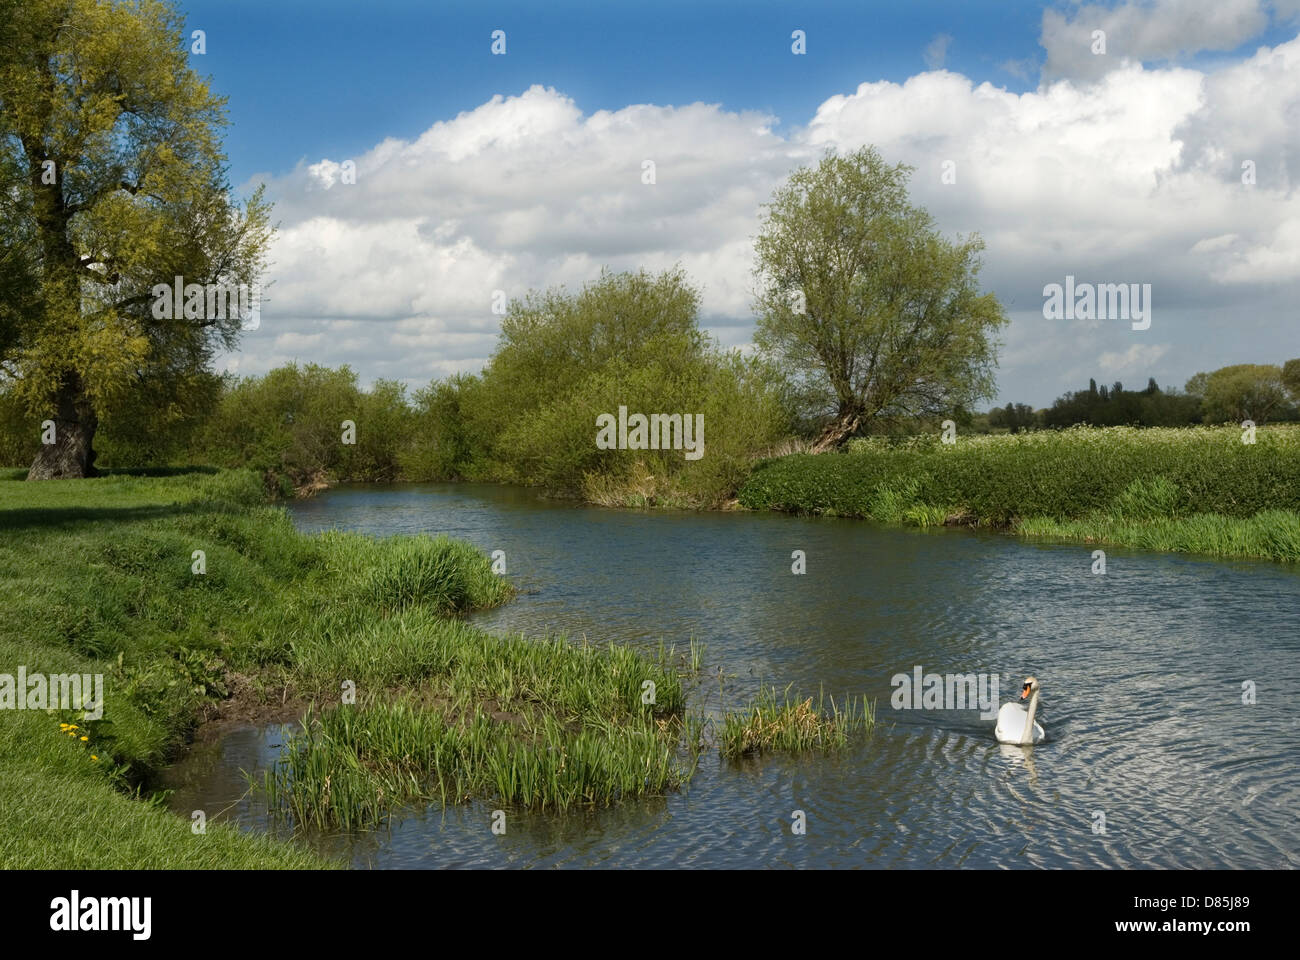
<box><xmin>163</xmin><ymin>482</ymin><xmax>1300</xmax><ymax>868</ymax></box>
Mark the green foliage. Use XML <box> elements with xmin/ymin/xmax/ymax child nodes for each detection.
<box><xmin>1194</xmin><ymin>364</ymin><xmax>1292</xmax><ymax>424</ymax></box>
<box><xmin>92</xmin><ymin>369</ymin><xmax>225</xmax><ymax>468</ymax></box>
<box><xmin>192</xmin><ymin>364</ymin><xmax>411</xmax><ymax>486</ymax></box>
<box><xmin>402</xmin><ymin>268</ymin><xmax>789</xmax><ymax>505</ymax></box>
<box><xmin>740</xmin><ymin>425</ymin><xmax>1300</xmax><ymax>560</ymax></box>
<box><xmin>1043</xmin><ymin>376</ymin><xmax>1204</xmax><ymax>428</ymax></box>
<box><xmin>1282</xmin><ymin>358</ymin><xmax>1300</xmax><ymax>400</ymax></box>
<box><xmin>65</xmin><ymin>266</ymin><xmax>785</xmax><ymax>505</ymax></box>
<box><xmin>398</xmin><ymin>373</ymin><xmax>490</xmax><ymax>480</ymax></box>
<box><xmin>0</xmin><ymin>384</ymin><xmax>38</xmax><ymax>466</ymax></box>
<box><xmin>0</xmin><ymin>0</ymin><xmax>274</xmax><ymax>476</ymax></box>
<box><xmin>752</xmin><ymin>145</ymin><xmax>1006</xmax><ymax>443</ymax></box>
<box><xmin>0</xmin><ymin>373</ymin><xmax>221</xmax><ymax>469</ymax></box>
<box><xmin>988</xmin><ymin>402</ymin><xmax>1041</xmax><ymax>432</ymax></box>
<box><xmin>488</xmin><ymin>265</ymin><xmax>707</xmax><ymax>418</ymax></box>
<box><xmin>1043</xmin><ymin>367</ymin><xmax>1300</xmax><ymax>431</ymax></box>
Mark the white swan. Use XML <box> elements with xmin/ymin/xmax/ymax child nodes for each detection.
<box><xmin>995</xmin><ymin>676</ymin><xmax>1046</xmax><ymax>745</ymax></box>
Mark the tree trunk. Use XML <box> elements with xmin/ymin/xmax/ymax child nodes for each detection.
<box><xmin>27</xmin><ymin>373</ymin><xmax>98</xmax><ymax>479</ymax></box>
<box><xmin>808</xmin><ymin>407</ymin><xmax>864</xmax><ymax>453</ymax></box>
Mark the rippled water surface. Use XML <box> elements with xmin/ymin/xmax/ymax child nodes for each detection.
<box><xmin>163</xmin><ymin>483</ymin><xmax>1300</xmax><ymax>868</ymax></box>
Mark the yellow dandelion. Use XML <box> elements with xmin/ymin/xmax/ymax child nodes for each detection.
<box><xmin>91</xmin><ymin>755</ymin><xmax>99</xmax><ymax>761</ymax></box>
<box><xmin>66</xmin><ymin>724</ymin><xmax>78</xmax><ymax>731</ymax></box>
<box><xmin>80</xmin><ymin>736</ymin><xmax>88</xmax><ymax>741</ymax></box>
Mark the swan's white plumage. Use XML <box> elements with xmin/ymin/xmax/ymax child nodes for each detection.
<box><xmin>995</xmin><ymin>701</ymin><xmax>1045</xmax><ymax>744</ymax></box>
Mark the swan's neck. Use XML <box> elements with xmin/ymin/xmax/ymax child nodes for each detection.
<box><xmin>1020</xmin><ymin>690</ymin><xmax>1040</xmax><ymax>744</ymax></box>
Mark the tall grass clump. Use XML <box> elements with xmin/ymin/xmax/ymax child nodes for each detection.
<box><xmin>363</xmin><ymin>535</ymin><xmax>508</xmax><ymax>614</ymax></box>
<box><xmin>1109</xmin><ymin>475</ymin><xmax>1183</xmax><ymax>521</ymax></box>
<box><xmin>315</xmin><ymin>532</ymin><xmax>512</xmax><ymax>615</ymax></box>
<box><xmin>264</xmin><ymin>702</ymin><xmax>693</xmax><ymax>829</ymax></box>
<box><xmin>263</xmin><ymin>634</ymin><xmax>696</xmax><ymax>829</ymax></box>
<box><xmin>719</xmin><ymin>686</ymin><xmax>875</xmax><ymax>759</ymax></box>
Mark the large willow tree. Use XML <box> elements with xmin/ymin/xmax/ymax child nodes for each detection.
<box><xmin>753</xmin><ymin>146</ymin><xmax>1006</xmax><ymax>451</ymax></box>
<box><xmin>0</xmin><ymin>0</ymin><xmax>271</xmax><ymax>478</ymax></box>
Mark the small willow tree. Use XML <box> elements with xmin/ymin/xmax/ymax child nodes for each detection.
<box><xmin>753</xmin><ymin>146</ymin><xmax>1006</xmax><ymax>450</ymax></box>
<box><xmin>0</xmin><ymin>0</ymin><xmax>272</xmax><ymax>478</ymax></box>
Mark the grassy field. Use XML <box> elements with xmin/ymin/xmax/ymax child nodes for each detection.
<box><xmin>0</xmin><ymin>470</ymin><xmax>330</xmax><ymax>866</ymax></box>
<box><xmin>738</xmin><ymin>425</ymin><xmax>1300</xmax><ymax>563</ymax></box>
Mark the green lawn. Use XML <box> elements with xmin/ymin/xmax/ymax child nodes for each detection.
<box><xmin>0</xmin><ymin>471</ymin><xmax>332</xmax><ymax>866</ymax></box>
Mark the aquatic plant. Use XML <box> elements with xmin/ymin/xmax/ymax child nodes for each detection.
<box><xmin>719</xmin><ymin>686</ymin><xmax>875</xmax><ymax>759</ymax></box>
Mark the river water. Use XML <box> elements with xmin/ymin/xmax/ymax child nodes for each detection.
<box><xmin>164</xmin><ymin>482</ymin><xmax>1300</xmax><ymax>868</ymax></box>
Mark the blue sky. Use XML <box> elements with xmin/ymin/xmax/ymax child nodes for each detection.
<box><xmin>181</xmin><ymin>0</ymin><xmax>1300</xmax><ymax>407</ymax></box>
<box><xmin>191</xmin><ymin>0</ymin><xmax>1050</xmax><ymax>183</ymax></box>
<box><xmin>184</xmin><ymin>0</ymin><xmax>1300</xmax><ymax>184</ymax></box>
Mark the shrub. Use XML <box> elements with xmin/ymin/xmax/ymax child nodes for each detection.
<box><xmin>191</xmin><ymin>364</ymin><xmax>411</xmax><ymax>486</ymax></box>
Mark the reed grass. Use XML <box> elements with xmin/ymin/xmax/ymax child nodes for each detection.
<box><xmin>1016</xmin><ymin>508</ymin><xmax>1300</xmax><ymax>562</ymax></box>
<box><xmin>739</xmin><ymin>424</ymin><xmax>1300</xmax><ymax>562</ymax></box>
<box><xmin>719</xmin><ymin>686</ymin><xmax>875</xmax><ymax>759</ymax></box>
<box><xmin>263</xmin><ymin>699</ymin><xmax>695</xmax><ymax>829</ymax></box>
<box><xmin>316</xmin><ymin>531</ymin><xmax>512</xmax><ymax>614</ymax></box>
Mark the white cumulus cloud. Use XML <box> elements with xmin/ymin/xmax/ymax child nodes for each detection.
<box><xmin>231</xmin><ymin>33</ymin><xmax>1300</xmax><ymax>406</ymax></box>
<box><xmin>1041</xmin><ymin>0</ymin><xmax>1270</xmax><ymax>83</ymax></box>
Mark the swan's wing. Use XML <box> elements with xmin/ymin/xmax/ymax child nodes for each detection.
<box><xmin>995</xmin><ymin>703</ymin><xmax>1027</xmax><ymax>743</ymax></box>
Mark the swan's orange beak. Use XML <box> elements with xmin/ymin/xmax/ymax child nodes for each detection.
<box><xmin>1020</xmin><ymin>684</ymin><xmax>1031</xmax><ymax>699</ymax></box>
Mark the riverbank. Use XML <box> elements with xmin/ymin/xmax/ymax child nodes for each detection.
<box><xmin>280</xmin><ymin>424</ymin><xmax>1300</xmax><ymax>564</ymax></box>
<box><xmin>0</xmin><ymin>470</ymin><xmax>698</xmax><ymax>865</ymax></box>
<box><xmin>1</xmin><ymin>469</ymin><xmax>869</xmax><ymax>866</ymax></box>
<box><xmin>738</xmin><ymin>425</ymin><xmax>1300</xmax><ymax>563</ymax></box>
<box><xmin>0</xmin><ymin>471</ymin><xmax>327</xmax><ymax>866</ymax></box>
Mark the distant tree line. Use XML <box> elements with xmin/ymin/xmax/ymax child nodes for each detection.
<box><xmin>988</xmin><ymin>361</ymin><xmax>1300</xmax><ymax>431</ymax></box>
<box><xmin>1040</xmin><ymin>377</ymin><xmax>1202</xmax><ymax>428</ymax></box>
